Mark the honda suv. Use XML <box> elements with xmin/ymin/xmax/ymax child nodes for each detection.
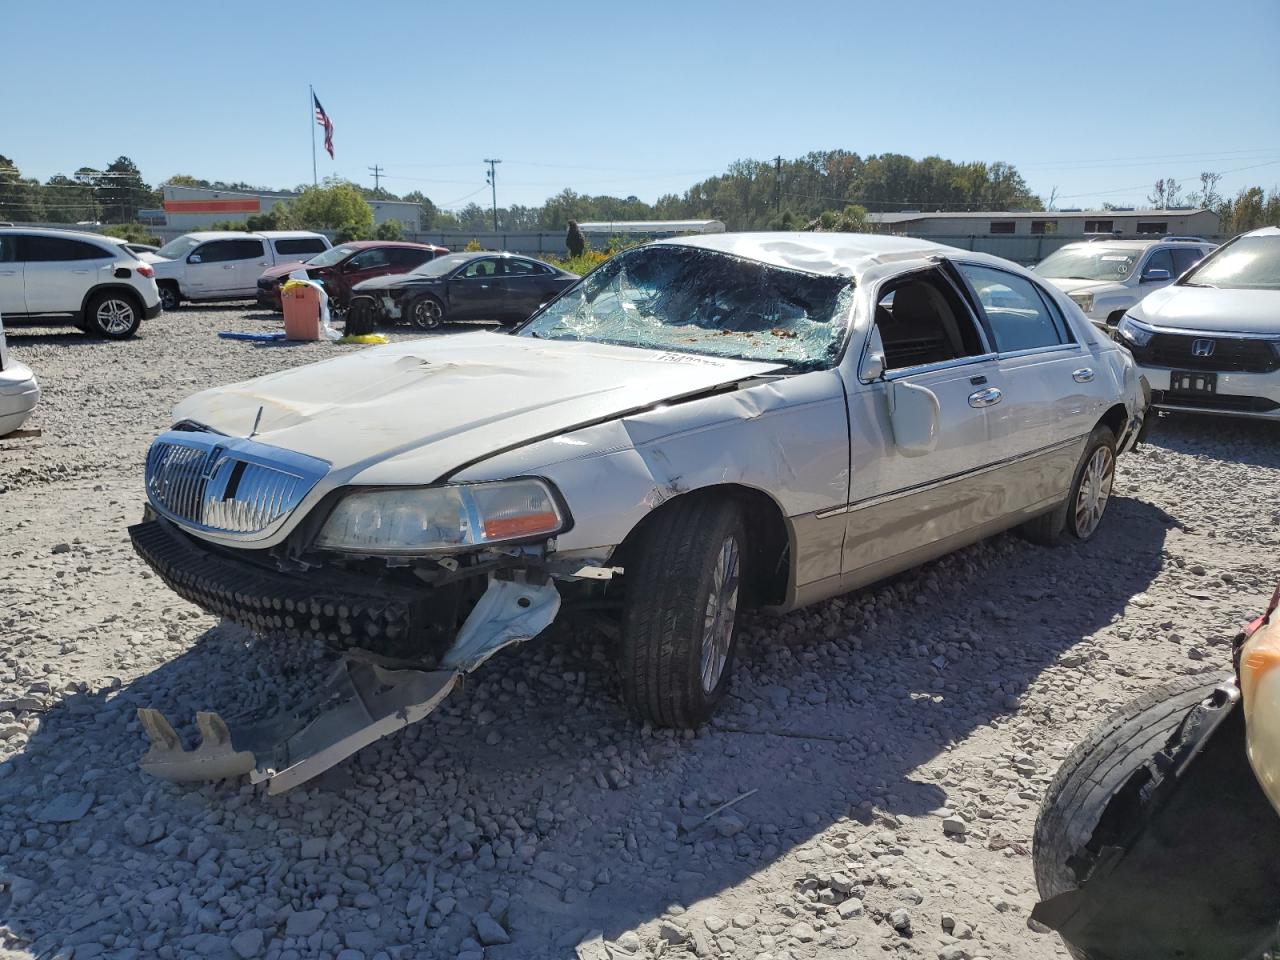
<box><xmin>1117</xmin><ymin>227</ymin><xmax>1280</xmax><ymax>420</ymax></box>
<box><xmin>0</xmin><ymin>228</ymin><xmax>161</xmax><ymax>339</ymax></box>
<box><xmin>1034</xmin><ymin>236</ymin><xmax>1216</xmax><ymax>330</ymax></box>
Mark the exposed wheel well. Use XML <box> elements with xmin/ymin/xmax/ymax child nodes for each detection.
<box><xmin>81</xmin><ymin>284</ymin><xmax>143</xmax><ymax>319</ymax></box>
<box><xmin>611</xmin><ymin>484</ymin><xmax>791</xmax><ymax>608</ymax></box>
<box><xmin>1106</xmin><ymin>308</ymin><xmax>1127</xmax><ymax>326</ymax></box>
<box><xmin>1098</xmin><ymin>403</ymin><xmax>1128</xmax><ymax>441</ymax></box>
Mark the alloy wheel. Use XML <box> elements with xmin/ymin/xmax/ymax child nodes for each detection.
<box><xmin>96</xmin><ymin>299</ymin><xmax>136</xmax><ymax>336</ymax></box>
<box><xmin>412</xmin><ymin>299</ymin><xmax>443</xmax><ymax>330</ymax></box>
<box><xmin>1074</xmin><ymin>446</ymin><xmax>1115</xmax><ymax>538</ymax></box>
<box><xmin>700</xmin><ymin>534</ymin><xmax>740</xmax><ymax>692</ymax></box>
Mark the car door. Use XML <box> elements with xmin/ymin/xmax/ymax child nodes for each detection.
<box><xmin>840</xmin><ymin>266</ymin><xmax>1012</xmax><ymax>581</ymax></box>
<box><xmin>499</xmin><ymin>257</ymin><xmax>557</xmax><ymax>321</ymax></box>
<box><xmin>226</xmin><ymin>238</ymin><xmax>269</xmax><ymax>296</ymax></box>
<box><xmin>950</xmin><ymin>260</ymin><xmax>1107</xmax><ymax>509</ymax></box>
<box><xmin>1170</xmin><ymin>245</ymin><xmax>1210</xmax><ymax>279</ymax></box>
<box><xmin>0</xmin><ymin>235</ymin><xmax>24</xmax><ymax>314</ymax></box>
<box><xmin>19</xmin><ymin>235</ymin><xmax>114</xmax><ymax>313</ymax></box>
<box><xmin>185</xmin><ymin>240</ymin><xmax>240</xmax><ymax>296</ymax></box>
<box><xmin>339</xmin><ymin>247</ymin><xmax>394</xmax><ymax>299</ymax></box>
<box><xmin>448</xmin><ymin>257</ymin><xmax>503</xmax><ymax>320</ymax></box>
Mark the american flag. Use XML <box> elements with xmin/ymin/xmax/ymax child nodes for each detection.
<box><xmin>313</xmin><ymin>92</ymin><xmax>334</xmax><ymax>159</ymax></box>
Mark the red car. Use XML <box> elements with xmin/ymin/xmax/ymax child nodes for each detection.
<box><xmin>255</xmin><ymin>241</ymin><xmax>448</xmax><ymax>312</ymax></box>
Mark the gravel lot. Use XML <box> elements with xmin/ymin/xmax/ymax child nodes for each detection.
<box><xmin>2</xmin><ymin>305</ymin><xmax>1278</xmax><ymax>960</ymax></box>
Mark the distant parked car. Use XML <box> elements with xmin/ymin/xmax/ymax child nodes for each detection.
<box><xmin>0</xmin><ymin>313</ymin><xmax>39</xmax><ymax>435</ymax></box>
<box><xmin>352</xmin><ymin>251</ymin><xmax>578</xmax><ymax>329</ymax></box>
<box><xmin>0</xmin><ymin>227</ymin><xmax>161</xmax><ymax>338</ymax></box>
<box><xmin>1035</xmin><ymin>237</ymin><xmax>1216</xmax><ymax>330</ymax></box>
<box><xmin>255</xmin><ymin>241</ymin><xmax>449</xmax><ymax>313</ymax></box>
<box><xmin>1117</xmin><ymin>226</ymin><xmax>1280</xmax><ymax>421</ymax></box>
<box><xmin>148</xmin><ymin>231</ymin><xmax>331</xmax><ymax>309</ymax></box>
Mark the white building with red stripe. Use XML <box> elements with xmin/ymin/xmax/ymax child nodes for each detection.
<box><xmin>158</xmin><ymin>185</ymin><xmax>420</xmax><ymax>232</ymax></box>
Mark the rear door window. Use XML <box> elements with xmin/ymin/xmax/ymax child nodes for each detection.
<box><xmin>274</xmin><ymin>238</ymin><xmax>328</xmax><ymax>257</ymax></box>
<box><xmin>955</xmin><ymin>263</ymin><xmax>1073</xmax><ymax>353</ymax></box>
<box><xmin>20</xmin><ymin>236</ymin><xmax>112</xmax><ymax>261</ymax></box>
<box><xmin>1170</xmin><ymin>247</ymin><xmax>1207</xmax><ymax>276</ymax></box>
<box><xmin>389</xmin><ymin>248</ymin><xmax>432</xmax><ymax>268</ymax></box>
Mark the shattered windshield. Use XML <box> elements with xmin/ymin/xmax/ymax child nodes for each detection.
<box><xmin>518</xmin><ymin>245</ymin><xmax>854</xmax><ymax>369</ymax></box>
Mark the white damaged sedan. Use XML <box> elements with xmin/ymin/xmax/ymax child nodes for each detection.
<box><xmin>131</xmin><ymin>233</ymin><xmax>1147</xmax><ymax>791</ymax></box>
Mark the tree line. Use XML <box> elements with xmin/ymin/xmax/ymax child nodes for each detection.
<box><xmin>2</xmin><ymin>149</ymin><xmax>1276</xmax><ymax>237</ymax></box>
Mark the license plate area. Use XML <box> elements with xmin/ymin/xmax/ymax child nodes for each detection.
<box><xmin>1171</xmin><ymin>370</ymin><xmax>1218</xmax><ymax>394</ymax></box>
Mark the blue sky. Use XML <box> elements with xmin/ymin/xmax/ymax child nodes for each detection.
<box><xmin>5</xmin><ymin>0</ymin><xmax>1279</xmax><ymax>211</ymax></box>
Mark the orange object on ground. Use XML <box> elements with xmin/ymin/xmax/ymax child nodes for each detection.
<box><xmin>281</xmin><ymin>281</ymin><xmax>322</xmax><ymax>341</ymax></box>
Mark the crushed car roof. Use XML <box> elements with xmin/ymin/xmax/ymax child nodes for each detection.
<box><xmin>656</xmin><ymin>231</ymin><xmax>954</xmax><ymax>278</ymax></box>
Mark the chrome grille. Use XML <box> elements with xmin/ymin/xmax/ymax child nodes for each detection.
<box><xmin>145</xmin><ymin>430</ymin><xmax>329</xmax><ymax>536</ymax></box>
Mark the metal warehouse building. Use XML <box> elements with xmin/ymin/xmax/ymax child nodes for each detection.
<box><xmin>866</xmin><ymin>207</ymin><xmax>1220</xmax><ymax>239</ymax></box>
<box><xmin>159</xmin><ymin>185</ymin><xmax>421</xmax><ymax>232</ymax></box>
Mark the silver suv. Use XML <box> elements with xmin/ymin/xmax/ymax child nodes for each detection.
<box><xmin>1034</xmin><ymin>237</ymin><xmax>1216</xmax><ymax>330</ymax></box>
<box><xmin>0</xmin><ymin>228</ymin><xmax>161</xmax><ymax>339</ymax></box>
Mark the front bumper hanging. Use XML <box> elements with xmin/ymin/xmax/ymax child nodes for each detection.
<box><xmin>130</xmin><ymin>522</ymin><xmax>562</xmax><ymax>793</ymax></box>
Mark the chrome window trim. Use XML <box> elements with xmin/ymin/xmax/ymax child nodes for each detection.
<box><xmin>995</xmin><ymin>342</ymin><xmax>1083</xmax><ymax>362</ymax></box>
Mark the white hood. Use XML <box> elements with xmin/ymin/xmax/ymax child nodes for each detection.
<box><xmin>172</xmin><ymin>331</ymin><xmax>785</xmax><ymax>484</ymax></box>
<box><xmin>1136</xmin><ymin>285</ymin><xmax>1280</xmax><ymax>335</ymax></box>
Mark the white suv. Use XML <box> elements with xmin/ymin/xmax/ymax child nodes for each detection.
<box><xmin>1034</xmin><ymin>237</ymin><xmax>1216</xmax><ymax>329</ymax></box>
<box><xmin>0</xmin><ymin>228</ymin><xmax>161</xmax><ymax>339</ymax></box>
<box><xmin>147</xmin><ymin>231</ymin><xmax>330</xmax><ymax>309</ymax></box>
<box><xmin>1118</xmin><ymin>227</ymin><xmax>1280</xmax><ymax>421</ymax></box>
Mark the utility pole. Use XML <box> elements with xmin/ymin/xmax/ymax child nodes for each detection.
<box><xmin>484</xmin><ymin>158</ymin><xmax>501</xmax><ymax>231</ymax></box>
<box><xmin>368</xmin><ymin>165</ymin><xmax>384</xmax><ymax>195</ymax></box>
<box><xmin>774</xmin><ymin>155</ymin><xmax>783</xmax><ymax>213</ymax></box>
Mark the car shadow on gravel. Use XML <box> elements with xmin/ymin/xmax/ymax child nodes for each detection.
<box><xmin>0</xmin><ymin>497</ymin><xmax>1174</xmax><ymax>958</ymax></box>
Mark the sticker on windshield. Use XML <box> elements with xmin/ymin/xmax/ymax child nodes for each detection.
<box><xmin>1100</xmin><ymin>255</ymin><xmax>1130</xmax><ymax>261</ymax></box>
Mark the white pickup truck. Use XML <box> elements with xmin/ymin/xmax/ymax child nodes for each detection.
<box><xmin>147</xmin><ymin>231</ymin><xmax>330</xmax><ymax>309</ymax></box>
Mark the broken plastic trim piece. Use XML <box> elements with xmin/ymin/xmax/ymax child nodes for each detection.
<box><xmin>137</xmin><ymin>576</ymin><xmax>561</xmax><ymax>793</ymax></box>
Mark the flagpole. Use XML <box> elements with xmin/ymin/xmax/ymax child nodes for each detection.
<box><xmin>309</xmin><ymin>84</ymin><xmax>317</xmax><ymax>186</ymax></box>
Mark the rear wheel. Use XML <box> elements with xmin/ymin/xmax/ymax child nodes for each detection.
<box><xmin>409</xmin><ymin>295</ymin><xmax>445</xmax><ymax>330</ymax></box>
<box><xmin>1018</xmin><ymin>426</ymin><xmax>1116</xmax><ymax>546</ymax></box>
<box><xmin>618</xmin><ymin>496</ymin><xmax>745</xmax><ymax>728</ymax></box>
<box><xmin>85</xmin><ymin>291</ymin><xmax>142</xmax><ymax>339</ymax></box>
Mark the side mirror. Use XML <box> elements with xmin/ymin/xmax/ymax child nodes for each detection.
<box><xmin>860</xmin><ymin>327</ymin><xmax>887</xmax><ymax>381</ymax></box>
<box><xmin>188</xmin><ymin>254</ymin><xmax>202</xmax><ymax>264</ymax></box>
<box><xmin>888</xmin><ymin>380</ymin><xmax>940</xmax><ymax>457</ymax></box>
<box><xmin>1141</xmin><ymin>267</ymin><xmax>1171</xmax><ymax>283</ymax></box>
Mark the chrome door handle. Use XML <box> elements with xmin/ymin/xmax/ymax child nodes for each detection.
<box><xmin>223</xmin><ymin>265</ymin><xmax>236</xmax><ymax>270</ymax></box>
<box><xmin>968</xmin><ymin>387</ymin><xmax>1003</xmax><ymax>408</ymax></box>
<box><xmin>1072</xmin><ymin>367</ymin><xmax>1095</xmax><ymax>383</ymax></box>
<box><xmin>0</xmin><ymin>270</ymin><xmax>16</xmax><ymax>275</ymax></box>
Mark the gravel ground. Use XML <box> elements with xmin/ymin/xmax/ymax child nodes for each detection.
<box><xmin>1</xmin><ymin>305</ymin><xmax>1278</xmax><ymax>960</ymax></box>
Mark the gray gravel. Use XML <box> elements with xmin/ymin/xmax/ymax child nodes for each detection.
<box><xmin>2</xmin><ymin>305</ymin><xmax>1278</xmax><ymax>960</ymax></box>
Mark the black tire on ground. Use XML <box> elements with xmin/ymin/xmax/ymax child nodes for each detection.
<box><xmin>85</xmin><ymin>290</ymin><xmax>143</xmax><ymax>339</ymax></box>
<box><xmin>1017</xmin><ymin>425</ymin><xmax>1116</xmax><ymax>546</ymax></box>
<box><xmin>617</xmin><ymin>496</ymin><xmax>745</xmax><ymax>729</ymax></box>
<box><xmin>345</xmin><ymin>298</ymin><xmax>376</xmax><ymax>337</ymax></box>
<box><xmin>408</xmin><ymin>295</ymin><xmax>445</xmax><ymax>330</ymax></box>
<box><xmin>158</xmin><ymin>282</ymin><xmax>181</xmax><ymax>311</ymax></box>
<box><xmin>1032</xmin><ymin>675</ymin><xmax>1220</xmax><ymax>902</ymax></box>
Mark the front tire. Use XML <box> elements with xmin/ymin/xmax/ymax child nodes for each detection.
<box><xmin>408</xmin><ymin>295</ymin><xmax>445</xmax><ymax>330</ymax></box>
<box><xmin>1018</xmin><ymin>426</ymin><xmax>1116</xmax><ymax>546</ymax></box>
<box><xmin>618</xmin><ymin>496</ymin><xmax>745</xmax><ymax>728</ymax></box>
<box><xmin>158</xmin><ymin>282</ymin><xmax>181</xmax><ymax>311</ymax></box>
<box><xmin>85</xmin><ymin>291</ymin><xmax>142</xmax><ymax>339</ymax></box>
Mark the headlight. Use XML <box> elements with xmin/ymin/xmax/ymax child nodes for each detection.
<box><xmin>315</xmin><ymin>479</ymin><xmax>568</xmax><ymax>554</ymax></box>
<box><xmin>1068</xmin><ymin>291</ymin><xmax>1095</xmax><ymax>314</ymax></box>
<box><xmin>1116</xmin><ymin>314</ymin><xmax>1154</xmax><ymax>347</ymax></box>
<box><xmin>1240</xmin><ymin>597</ymin><xmax>1280</xmax><ymax>816</ymax></box>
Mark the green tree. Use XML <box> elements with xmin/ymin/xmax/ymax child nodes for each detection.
<box><xmin>42</xmin><ymin>174</ymin><xmax>98</xmax><ymax>222</ymax></box>
<box><xmin>566</xmin><ymin>220</ymin><xmax>586</xmax><ymax>257</ymax></box>
<box><xmin>374</xmin><ymin>219</ymin><xmax>404</xmax><ymax>241</ymax></box>
<box><xmin>101</xmin><ymin>223</ymin><xmax>161</xmax><ymax>245</ymax></box>
<box><xmin>94</xmin><ymin>156</ymin><xmax>150</xmax><ymax>222</ymax></box>
<box><xmin>289</xmin><ymin>180</ymin><xmax>373</xmax><ymax>232</ymax></box>
<box><xmin>0</xmin><ymin>155</ymin><xmax>44</xmax><ymax>221</ymax></box>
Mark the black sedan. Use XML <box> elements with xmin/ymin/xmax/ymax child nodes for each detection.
<box><xmin>350</xmin><ymin>252</ymin><xmax>579</xmax><ymax>329</ymax></box>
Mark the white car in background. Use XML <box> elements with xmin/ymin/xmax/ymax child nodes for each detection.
<box><xmin>147</xmin><ymin>231</ymin><xmax>331</xmax><ymax>309</ymax></box>
<box><xmin>1035</xmin><ymin>237</ymin><xmax>1216</xmax><ymax>329</ymax></box>
<box><xmin>1118</xmin><ymin>227</ymin><xmax>1280</xmax><ymax>421</ymax></box>
<box><xmin>0</xmin><ymin>313</ymin><xmax>39</xmax><ymax>435</ymax></box>
<box><xmin>0</xmin><ymin>227</ymin><xmax>161</xmax><ymax>339</ymax></box>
